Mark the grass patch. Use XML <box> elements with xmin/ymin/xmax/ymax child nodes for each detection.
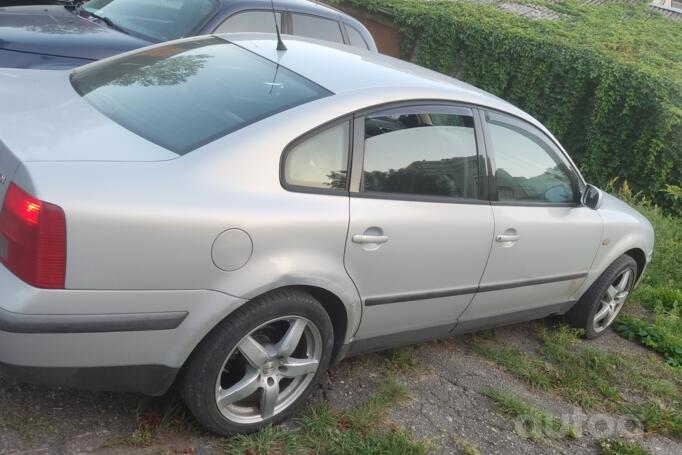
<box><xmin>485</xmin><ymin>388</ymin><xmax>578</xmax><ymax>443</ymax></box>
<box><xmin>125</xmin><ymin>394</ymin><xmax>198</xmax><ymax>447</ymax></box>
<box><xmin>596</xmin><ymin>438</ymin><xmax>652</xmax><ymax>455</ymax></box>
<box><xmin>0</xmin><ymin>401</ymin><xmax>56</xmax><ymax>442</ymax></box>
<box><xmin>222</xmin><ymin>370</ymin><xmax>426</xmax><ymax>455</ymax></box>
<box><xmin>471</xmin><ymin>340</ymin><xmax>551</xmax><ymax>390</ymax></box>
<box><xmin>614</xmin><ymin>306</ymin><xmax>682</xmax><ymax>370</ymax></box>
<box><xmin>449</xmin><ymin>435</ymin><xmax>480</xmax><ymax>455</ymax></box>
<box><xmin>225</xmin><ymin>426</ymin><xmax>302</xmax><ymax>455</ymax></box>
<box><xmin>474</xmin><ymin>326</ymin><xmax>682</xmax><ymax>438</ymax></box>
<box><xmin>386</xmin><ymin>347</ymin><xmax>420</xmax><ymax>372</ymax></box>
<box><xmin>630</xmin><ymin>285</ymin><xmax>682</xmax><ymax>312</ymax></box>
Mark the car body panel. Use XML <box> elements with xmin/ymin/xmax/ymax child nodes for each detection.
<box><xmin>569</xmin><ymin>192</ymin><xmax>654</xmax><ymax>300</ymax></box>
<box><xmin>346</xmin><ymin>197</ymin><xmax>494</xmax><ymax>340</ymax></box>
<box><xmin>0</xmin><ymin>262</ymin><xmax>247</xmax><ymax>370</ymax></box>
<box><xmin>458</xmin><ymin>205</ymin><xmax>603</xmax><ymax>325</ymax></box>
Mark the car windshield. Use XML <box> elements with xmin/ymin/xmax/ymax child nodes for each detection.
<box><xmin>81</xmin><ymin>0</ymin><xmax>216</xmax><ymax>42</ymax></box>
<box><xmin>70</xmin><ymin>37</ymin><xmax>332</xmax><ymax>155</ymax></box>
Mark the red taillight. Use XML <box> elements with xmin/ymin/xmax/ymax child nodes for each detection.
<box><xmin>0</xmin><ymin>183</ymin><xmax>66</xmax><ymax>288</ymax></box>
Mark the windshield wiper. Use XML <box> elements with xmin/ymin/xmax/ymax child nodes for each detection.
<box><xmin>80</xmin><ymin>8</ymin><xmax>130</xmax><ymax>35</ymax></box>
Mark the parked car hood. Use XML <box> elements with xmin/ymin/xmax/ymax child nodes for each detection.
<box><xmin>0</xmin><ymin>5</ymin><xmax>150</xmax><ymax>60</ymax></box>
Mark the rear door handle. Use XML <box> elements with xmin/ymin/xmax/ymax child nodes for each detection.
<box><xmin>496</xmin><ymin>234</ymin><xmax>520</xmax><ymax>242</ymax></box>
<box><xmin>352</xmin><ymin>234</ymin><xmax>389</xmax><ymax>244</ymax></box>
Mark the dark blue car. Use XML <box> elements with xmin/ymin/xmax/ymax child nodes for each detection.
<box><xmin>0</xmin><ymin>0</ymin><xmax>377</xmax><ymax>69</ymax></box>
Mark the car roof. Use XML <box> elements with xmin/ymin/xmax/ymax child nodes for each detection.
<box><xmin>218</xmin><ymin>0</ymin><xmax>343</xmax><ymax>18</ymax></box>
<box><xmin>217</xmin><ymin>0</ymin><xmax>353</xmax><ymax>24</ymax></box>
<box><xmin>214</xmin><ymin>0</ymin><xmax>375</xmax><ymax>49</ymax></box>
<box><xmin>227</xmin><ymin>34</ymin><xmax>547</xmax><ymax>131</ymax></box>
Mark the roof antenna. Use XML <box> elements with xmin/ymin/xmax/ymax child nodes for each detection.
<box><xmin>270</xmin><ymin>0</ymin><xmax>287</xmax><ymax>51</ymax></box>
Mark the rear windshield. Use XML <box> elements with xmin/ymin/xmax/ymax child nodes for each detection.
<box><xmin>70</xmin><ymin>37</ymin><xmax>331</xmax><ymax>155</ymax></box>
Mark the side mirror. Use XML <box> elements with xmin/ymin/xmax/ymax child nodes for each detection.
<box><xmin>582</xmin><ymin>184</ymin><xmax>603</xmax><ymax>210</ymax></box>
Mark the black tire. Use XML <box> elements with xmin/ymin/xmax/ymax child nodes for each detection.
<box><xmin>179</xmin><ymin>289</ymin><xmax>334</xmax><ymax>435</ymax></box>
<box><xmin>565</xmin><ymin>254</ymin><xmax>637</xmax><ymax>339</ymax></box>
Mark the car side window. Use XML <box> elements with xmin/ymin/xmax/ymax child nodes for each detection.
<box><xmin>361</xmin><ymin>109</ymin><xmax>479</xmax><ymax>199</ymax></box>
<box><xmin>345</xmin><ymin>24</ymin><xmax>369</xmax><ymax>49</ymax></box>
<box><xmin>485</xmin><ymin>112</ymin><xmax>578</xmax><ymax>204</ymax></box>
<box><xmin>283</xmin><ymin>122</ymin><xmax>350</xmax><ymax>191</ymax></box>
<box><xmin>215</xmin><ymin>11</ymin><xmax>283</xmax><ymax>34</ymax></box>
<box><xmin>290</xmin><ymin>13</ymin><xmax>344</xmax><ymax>44</ymax></box>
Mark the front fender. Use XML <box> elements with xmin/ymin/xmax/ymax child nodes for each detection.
<box><xmin>570</xmin><ymin>193</ymin><xmax>654</xmax><ymax>301</ymax></box>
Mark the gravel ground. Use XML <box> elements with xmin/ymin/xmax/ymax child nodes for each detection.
<box><xmin>1</xmin><ymin>322</ymin><xmax>680</xmax><ymax>455</ymax></box>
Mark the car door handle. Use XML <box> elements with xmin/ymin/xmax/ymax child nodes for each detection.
<box><xmin>496</xmin><ymin>234</ymin><xmax>520</xmax><ymax>242</ymax></box>
<box><xmin>352</xmin><ymin>234</ymin><xmax>389</xmax><ymax>244</ymax></box>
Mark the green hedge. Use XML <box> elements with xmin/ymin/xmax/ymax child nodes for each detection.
<box><xmin>339</xmin><ymin>0</ymin><xmax>682</xmax><ymax>214</ymax></box>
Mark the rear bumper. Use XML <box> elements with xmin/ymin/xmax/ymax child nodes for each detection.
<box><xmin>0</xmin><ymin>306</ymin><xmax>188</xmax><ymax>333</ymax></box>
<box><xmin>0</xmin><ymin>362</ymin><xmax>178</xmax><ymax>396</ymax></box>
<box><xmin>0</xmin><ymin>264</ymin><xmax>247</xmax><ymax>394</ymax></box>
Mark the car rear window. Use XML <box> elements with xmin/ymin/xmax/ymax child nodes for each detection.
<box><xmin>70</xmin><ymin>37</ymin><xmax>332</xmax><ymax>155</ymax></box>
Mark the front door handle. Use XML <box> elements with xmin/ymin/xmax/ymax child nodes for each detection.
<box><xmin>352</xmin><ymin>234</ymin><xmax>389</xmax><ymax>244</ymax></box>
<box><xmin>496</xmin><ymin>234</ymin><xmax>520</xmax><ymax>242</ymax></box>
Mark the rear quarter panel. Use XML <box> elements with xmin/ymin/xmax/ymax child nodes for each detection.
<box><xmin>19</xmin><ymin>99</ymin><xmax>362</xmax><ymax>339</ymax></box>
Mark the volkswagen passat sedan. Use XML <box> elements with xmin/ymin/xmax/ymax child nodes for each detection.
<box><xmin>0</xmin><ymin>34</ymin><xmax>653</xmax><ymax>435</ymax></box>
<box><xmin>0</xmin><ymin>0</ymin><xmax>376</xmax><ymax>69</ymax></box>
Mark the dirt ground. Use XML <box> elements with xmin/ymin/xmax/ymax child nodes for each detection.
<box><xmin>1</xmin><ymin>322</ymin><xmax>680</xmax><ymax>455</ymax></box>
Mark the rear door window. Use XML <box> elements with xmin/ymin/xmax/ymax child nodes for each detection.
<box><xmin>290</xmin><ymin>13</ymin><xmax>344</xmax><ymax>44</ymax></box>
<box><xmin>345</xmin><ymin>24</ymin><xmax>368</xmax><ymax>49</ymax></box>
<box><xmin>362</xmin><ymin>107</ymin><xmax>480</xmax><ymax>200</ymax></box>
<box><xmin>214</xmin><ymin>11</ymin><xmax>284</xmax><ymax>34</ymax></box>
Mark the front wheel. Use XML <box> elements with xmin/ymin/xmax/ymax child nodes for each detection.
<box><xmin>565</xmin><ymin>254</ymin><xmax>637</xmax><ymax>339</ymax></box>
<box><xmin>180</xmin><ymin>289</ymin><xmax>334</xmax><ymax>435</ymax></box>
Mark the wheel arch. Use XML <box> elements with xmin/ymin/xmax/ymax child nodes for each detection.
<box><xmin>181</xmin><ymin>283</ymin><xmax>356</xmax><ymax>375</ymax></box>
<box><xmin>290</xmin><ymin>285</ymin><xmax>349</xmax><ymax>364</ymax></box>
<box><xmin>571</xmin><ymin>240</ymin><xmax>649</xmax><ymax>305</ymax></box>
<box><xmin>624</xmin><ymin>247</ymin><xmax>646</xmax><ymax>283</ymax></box>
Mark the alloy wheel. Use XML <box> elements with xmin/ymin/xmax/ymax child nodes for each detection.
<box><xmin>214</xmin><ymin>316</ymin><xmax>322</xmax><ymax>424</ymax></box>
<box><xmin>592</xmin><ymin>268</ymin><xmax>633</xmax><ymax>333</ymax></box>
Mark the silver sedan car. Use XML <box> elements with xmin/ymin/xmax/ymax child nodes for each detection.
<box><xmin>0</xmin><ymin>33</ymin><xmax>654</xmax><ymax>435</ymax></box>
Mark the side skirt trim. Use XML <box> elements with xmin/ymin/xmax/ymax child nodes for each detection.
<box><xmin>337</xmin><ymin>300</ymin><xmax>578</xmax><ymax>362</ymax></box>
<box><xmin>364</xmin><ymin>272</ymin><xmax>588</xmax><ymax>307</ymax></box>
<box><xmin>452</xmin><ymin>300</ymin><xmax>576</xmax><ymax>335</ymax></box>
<box><xmin>347</xmin><ymin>323</ymin><xmax>453</xmax><ymax>356</ymax></box>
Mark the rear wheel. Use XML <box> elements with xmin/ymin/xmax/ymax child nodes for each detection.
<box><xmin>180</xmin><ymin>289</ymin><xmax>333</xmax><ymax>435</ymax></box>
<box><xmin>565</xmin><ymin>255</ymin><xmax>637</xmax><ymax>339</ymax></box>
